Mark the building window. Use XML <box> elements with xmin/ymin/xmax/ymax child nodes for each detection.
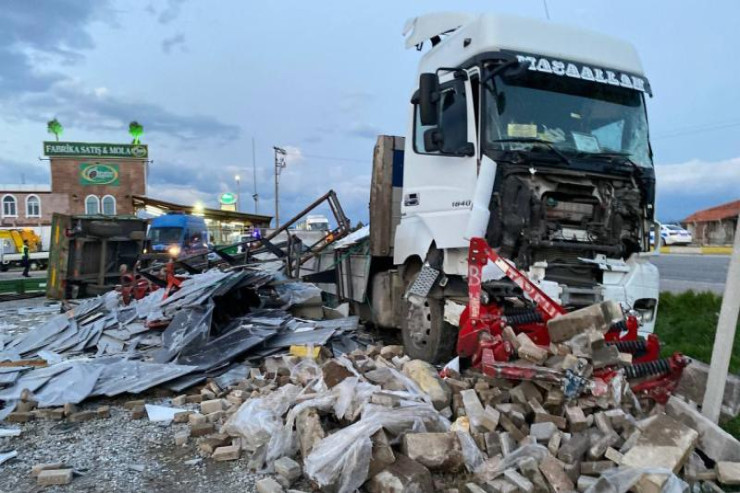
<box><xmin>85</xmin><ymin>195</ymin><xmax>100</xmax><ymax>215</ymax></box>
<box><xmin>102</xmin><ymin>195</ymin><xmax>116</xmax><ymax>215</ymax></box>
<box><xmin>26</xmin><ymin>195</ymin><xmax>41</xmax><ymax>217</ymax></box>
<box><xmin>2</xmin><ymin>195</ymin><xmax>17</xmax><ymax>217</ymax></box>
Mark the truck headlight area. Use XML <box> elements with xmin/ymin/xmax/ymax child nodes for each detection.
<box><xmin>167</xmin><ymin>245</ymin><xmax>181</xmax><ymax>257</ymax></box>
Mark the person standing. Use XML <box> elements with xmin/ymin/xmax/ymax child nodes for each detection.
<box><xmin>21</xmin><ymin>240</ymin><xmax>30</xmax><ymax>277</ymax></box>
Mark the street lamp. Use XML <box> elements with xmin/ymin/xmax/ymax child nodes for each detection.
<box><xmin>273</xmin><ymin>147</ymin><xmax>287</xmax><ymax>228</ymax></box>
<box><xmin>235</xmin><ymin>174</ymin><xmax>241</xmax><ymax>212</ymax></box>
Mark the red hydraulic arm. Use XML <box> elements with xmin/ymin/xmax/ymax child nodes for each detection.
<box><xmin>455</xmin><ymin>237</ymin><xmax>686</xmax><ymax>404</ymax></box>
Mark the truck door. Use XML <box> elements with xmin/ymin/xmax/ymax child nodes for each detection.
<box><xmin>395</xmin><ymin>72</ymin><xmax>480</xmax><ymax>263</ymax></box>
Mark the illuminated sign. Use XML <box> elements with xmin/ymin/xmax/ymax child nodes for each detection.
<box><xmin>44</xmin><ymin>141</ymin><xmax>148</xmax><ymax>158</ymax></box>
<box><xmin>220</xmin><ymin>193</ymin><xmax>237</xmax><ymax>205</ymax></box>
<box><xmin>80</xmin><ymin>163</ymin><xmax>120</xmax><ymax>186</ymax></box>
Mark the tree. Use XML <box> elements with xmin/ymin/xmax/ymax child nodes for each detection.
<box><xmin>47</xmin><ymin>119</ymin><xmax>63</xmax><ymax>141</ymax></box>
<box><xmin>129</xmin><ymin>121</ymin><xmax>144</xmax><ymax>144</ymax></box>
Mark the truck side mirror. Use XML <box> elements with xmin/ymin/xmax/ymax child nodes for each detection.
<box><xmin>424</xmin><ymin>128</ymin><xmax>444</xmax><ymax>152</ymax></box>
<box><xmin>419</xmin><ymin>73</ymin><xmax>440</xmax><ymax>126</ymax></box>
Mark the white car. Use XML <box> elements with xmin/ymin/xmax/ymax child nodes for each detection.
<box><xmin>651</xmin><ymin>224</ymin><xmax>693</xmax><ymax>246</ymax></box>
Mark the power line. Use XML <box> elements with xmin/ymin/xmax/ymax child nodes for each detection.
<box><xmin>653</xmin><ymin>120</ymin><xmax>740</xmax><ymax>140</ymax></box>
<box><xmin>542</xmin><ymin>0</ymin><xmax>551</xmax><ymax>20</ymax></box>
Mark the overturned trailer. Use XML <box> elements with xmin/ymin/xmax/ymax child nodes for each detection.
<box><xmin>46</xmin><ymin>214</ymin><xmax>147</xmax><ymax>300</ymax></box>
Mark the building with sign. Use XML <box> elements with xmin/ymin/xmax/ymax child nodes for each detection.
<box><xmin>1</xmin><ymin>138</ymin><xmax>271</xmax><ymax>249</ymax></box>
<box><xmin>45</xmin><ymin>141</ymin><xmax>149</xmax><ymax>216</ymax></box>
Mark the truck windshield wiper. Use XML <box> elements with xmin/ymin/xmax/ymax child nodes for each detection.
<box><xmin>487</xmin><ymin>138</ymin><xmax>571</xmax><ymax>166</ymax></box>
<box><xmin>585</xmin><ymin>151</ymin><xmax>642</xmax><ymax>174</ymax></box>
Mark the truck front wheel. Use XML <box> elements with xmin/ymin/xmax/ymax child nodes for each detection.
<box><xmin>401</xmin><ymin>262</ymin><xmax>458</xmax><ymax>364</ymax></box>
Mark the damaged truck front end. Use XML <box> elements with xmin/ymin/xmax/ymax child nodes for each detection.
<box><xmin>480</xmin><ymin>53</ymin><xmax>659</xmax><ymax>327</ymax></box>
<box><xmin>388</xmin><ymin>13</ymin><xmax>662</xmax><ymax>362</ymax></box>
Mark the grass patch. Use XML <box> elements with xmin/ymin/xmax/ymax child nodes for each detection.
<box><xmin>655</xmin><ymin>290</ymin><xmax>740</xmax><ymax>373</ymax></box>
<box><xmin>655</xmin><ymin>290</ymin><xmax>740</xmax><ymax>438</ymax></box>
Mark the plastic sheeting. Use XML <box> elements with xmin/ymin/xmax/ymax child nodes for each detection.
<box><xmin>304</xmin><ymin>403</ymin><xmax>450</xmax><ymax>493</ymax></box>
<box><xmin>584</xmin><ymin>467</ymin><xmax>689</xmax><ymax>493</ymax></box>
<box><xmin>223</xmin><ymin>384</ymin><xmax>303</xmax><ymax>453</ymax></box>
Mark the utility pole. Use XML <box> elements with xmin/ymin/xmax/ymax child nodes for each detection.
<box><xmin>252</xmin><ymin>137</ymin><xmax>259</xmax><ymax>214</ymax></box>
<box><xmin>234</xmin><ymin>175</ymin><xmax>241</xmax><ymax>212</ymax></box>
<box><xmin>273</xmin><ymin>146</ymin><xmax>287</xmax><ymax>228</ymax></box>
<box><xmin>702</xmin><ymin>216</ymin><xmax>740</xmax><ymax>422</ymax></box>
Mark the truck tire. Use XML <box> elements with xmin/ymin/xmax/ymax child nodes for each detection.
<box><xmin>400</xmin><ymin>261</ymin><xmax>458</xmax><ymax>364</ymax></box>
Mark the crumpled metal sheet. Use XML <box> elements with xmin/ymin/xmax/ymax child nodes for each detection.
<box><xmin>7</xmin><ymin>314</ymin><xmax>69</xmax><ymax>356</ymax></box>
<box><xmin>213</xmin><ymin>364</ymin><xmax>250</xmax><ymax>389</ymax></box>
<box><xmin>91</xmin><ymin>358</ymin><xmax>197</xmax><ymax>396</ymax></box>
<box><xmin>154</xmin><ymin>303</ymin><xmax>213</xmax><ymax>364</ymax></box>
<box><xmin>0</xmin><ymin>367</ymin><xmax>27</xmax><ymax>387</ymax></box>
<box><xmin>34</xmin><ymin>361</ymin><xmax>104</xmax><ymax>407</ymax></box>
<box><xmin>266</xmin><ymin>327</ymin><xmax>336</xmax><ymax>349</ymax></box>
<box><xmin>176</xmin><ymin>322</ymin><xmax>278</xmax><ymax>371</ymax></box>
<box><xmin>0</xmin><ymin>363</ymin><xmax>72</xmax><ymax>401</ymax></box>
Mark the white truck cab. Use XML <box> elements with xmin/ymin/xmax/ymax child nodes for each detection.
<box><xmin>388</xmin><ymin>13</ymin><xmax>659</xmax><ymax>361</ymax></box>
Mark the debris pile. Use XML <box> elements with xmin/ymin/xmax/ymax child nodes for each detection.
<box><xmin>152</xmin><ymin>342</ymin><xmax>738</xmax><ymax>493</ymax></box>
<box><xmin>2</xmin><ymin>270</ymin><xmax>740</xmax><ymax>492</ymax></box>
<box><xmin>0</xmin><ymin>269</ymin><xmax>367</xmax><ymax>419</ymax></box>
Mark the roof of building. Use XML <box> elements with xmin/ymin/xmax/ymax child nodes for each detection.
<box><xmin>684</xmin><ymin>199</ymin><xmax>740</xmax><ymax>223</ymax></box>
<box><xmin>132</xmin><ymin>195</ymin><xmax>273</xmax><ymax>226</ymax></box>
<box><xmin>0</xmin><ymin>184</ymin><xmax>52</xmax><ymax>193</ymax></box>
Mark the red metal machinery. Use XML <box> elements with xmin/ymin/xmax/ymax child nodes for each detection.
<box><xmin>118</xmin><ymin>260</ymin><xmax>185</xmax><ymax>305</ymax></box>
<box><xmin>456</xmin><ymin>237</ymin><xmax>686</xmax><ymax>404</ymax></box>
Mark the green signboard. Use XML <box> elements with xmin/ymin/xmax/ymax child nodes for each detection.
<box><xmin>44</xmin><ymin>141</ymin><xmax>148</xmax><ymax>159</ymax></box>
<box><xmin>80</xmin><ymin>163</ymin><xmax>120</xmax><ymax>186</ymax></box>
<box><xmin>219</xmin><ymin>193</ymin><xmax>237</xmax><ymax>205</ymax></box>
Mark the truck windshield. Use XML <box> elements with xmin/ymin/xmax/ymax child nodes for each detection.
<box><xmin>484</xmin><ymin>71</ymin><xmax>652</xmax><ymax>167</ymax></box>
<box><xmin>148</xmin><ymin>227</ymin><xmax>183</xmax><ymax>244</ymax></box>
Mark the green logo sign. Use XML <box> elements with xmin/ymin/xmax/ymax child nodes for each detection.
<box><xmin>44</xmin><ymin>141</ymin><xmax>148</xmax><ymax>159</ymax></box>
<box><xmin>80</xmin><ymin>163</ymin><xmax>120</xmax><ymax>186</ymax></box>
<box><xmin>220</xmin><ymin>193</ymin><xmax>237</xmax><ymax>205</ymax></box>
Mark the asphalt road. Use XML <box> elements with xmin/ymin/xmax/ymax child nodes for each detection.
<box><xmin>0</xmin><ymin>254</ymin><xmax>730</xmax><ymax>294</ymax></box>
<box><xmin>650</xmin><ymin>253</ymin><xmax>730</xmax><ymax>294</ymax></box>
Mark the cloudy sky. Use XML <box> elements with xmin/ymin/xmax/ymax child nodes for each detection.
<box><xmin>1</xmin><ymin>0</ymin><xmax>738</xmax><ymax>224</ymax></box>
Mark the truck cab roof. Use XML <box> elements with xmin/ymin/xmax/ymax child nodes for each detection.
<box><xmin>405</xmin><ymin>12</ymin><xmax>646</xmax><ymax>80</ymax></box>
<box><xmin>150</xmin><ymin>213</ymin><xmax>206</xmax><ymax>229</ymax></box>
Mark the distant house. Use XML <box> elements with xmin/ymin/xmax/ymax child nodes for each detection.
<box><xmin>683</xmin><ymin>199</ymin><xmax>740</xmax><ymax>245</ymax></box>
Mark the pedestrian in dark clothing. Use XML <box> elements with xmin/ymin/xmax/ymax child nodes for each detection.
<box><xmin>22</xmin><ymin>240</ymin><xmax>30</xmax><ymax>277</ymax></box>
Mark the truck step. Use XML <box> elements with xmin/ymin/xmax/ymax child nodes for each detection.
<box><xmin>405</xmin><ymin>264</ymin><xmax>440</xmax><ymax>299</ymax></box>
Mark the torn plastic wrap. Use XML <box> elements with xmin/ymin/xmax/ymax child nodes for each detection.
<box><xmin>273</xmin><ymin>282</ymin><xmax>322</xmax><ymax>309</ymax></box>
<box><xmin>222</xmin><ymin>383</ymin><xmax>302</xmax><ymax>454</ymax></box>
<box><xmin>265</xmin><ymin>392</ymin><xmax>336</xmax><ymax>466</ymax></box>
<box><xmin>475</xmin><ymin>443</ymin><xmax>551</xmax><ymax>479</ymax></box>
<box><xmin>332</xmin><ymin>377</ymin><xmax>380</xmax><ymax>422</ymax></box>
<box><xmin>456</xmin><ymin>430</ymin><xmax>485</xmax><ymax>472</ymax></box>
<box><xmin>304</xmin><ymin>403</ymin><xmax>449</xmax><ymax>493</ymax></box>
<box><xmin>583</xmin><ymin>467</ymin><xmax>689</xmax><ymax>493</ymax></box>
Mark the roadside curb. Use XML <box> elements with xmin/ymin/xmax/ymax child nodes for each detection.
<box><xmin>655</xmin><ymin>246</ymin><xmax>733</xmax><ymax>255</ymax></box>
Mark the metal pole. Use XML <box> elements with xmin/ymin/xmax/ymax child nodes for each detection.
<box><xmin>273</xmin><ymin>147</ymin><xmax>286</xmax><ymax>228</ymax></box>
<box><xmin>235</xmin><ymin>176</ymin><xmax>241</xmax><ymax>212</ymax></box>
<box><xmin>252</xmin><ymin>137</ymin><xmax>259</xmax><ymax>214</ymax></box>
<box><xmin>702</xmin><ymin>215</ymin><xmax>740</xmax><ymax>422</ymax></box>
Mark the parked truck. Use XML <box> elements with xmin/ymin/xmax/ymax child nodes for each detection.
<box><xmin>0</xmin><ymin>228</ymin><xmax>48</xmax><ymax>271</ymax></box>
<box><xmin>325</xmin><ymin>12</ymin><xmax>661</xmax><ymax>363</ymax></box>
